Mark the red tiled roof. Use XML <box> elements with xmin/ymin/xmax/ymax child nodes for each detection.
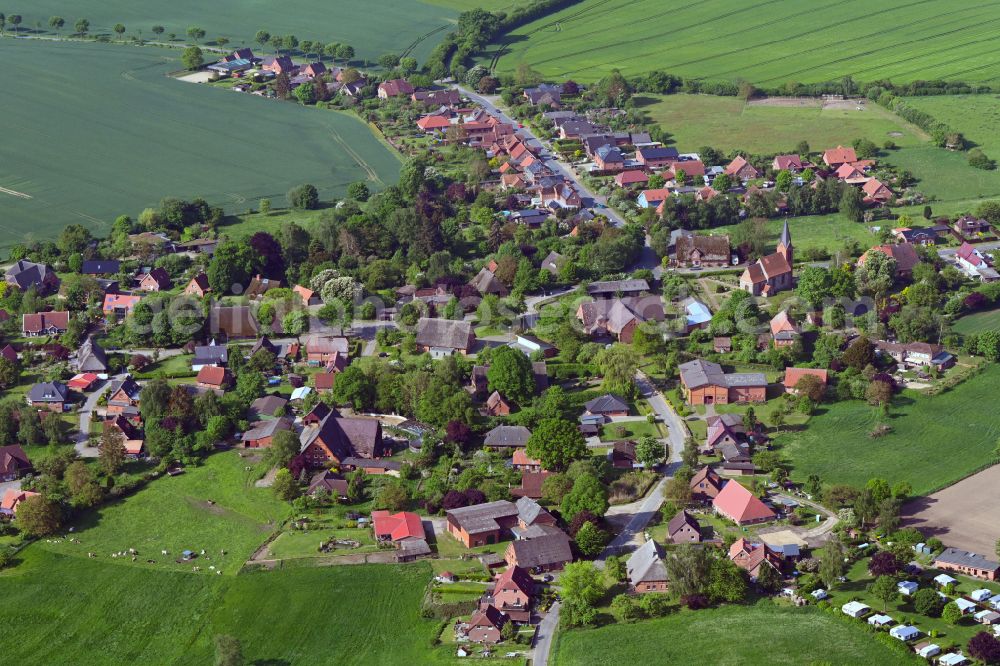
<box><xmin>196</xmin><ymin>365</ymin><xmax>229</xmax><ymax>387</ymax></box>
<box><xmin>371</xmin><ymin>510</ymin><xmax>424</xmax><ymax>541</ymax></box>
<box><xmin>22</xmin><ymin>311</ymin><xmax>70</xmax><ymax>333</ymax></box>
<box><xmin>512</xmin><ymin>448</ymin><xmax>541</xmax><ymax>467</ymax></box>
<box><xmin>614</xmin><ymin>170</ymin><xmax>648</xmax><ymax>186</ymax></box>
<box><xmin>783</xmin><ymin>367</ymin><xmax>828</xmax><ymax>388</ymax></box>
<box><xmin>713</xmin><ymin>481</ymin><xmax>776</xmax><ymax>524</ymax></box>
<box><xmin>823</xmin><ymin>145</ymin><xmax>857</xmax><ymax>165</ymax></box>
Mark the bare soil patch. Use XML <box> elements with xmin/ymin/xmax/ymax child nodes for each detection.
<box><xmin>902</xmin><ymin>464</ymin><xmax>1000</xmax><ymax>555</ymax></box>
<box><xmin>747</xmin><ymin>97</ymin><xmax>822</xmax><ymax>108</ymax></box>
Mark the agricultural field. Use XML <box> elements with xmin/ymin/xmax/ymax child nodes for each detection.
<box><xmin>903</xmin><ymin>465</ymin><xmax>1000</xmax><ymax>556</ymax></box>
<box><xmin>551</xmin><ymin>603</ymin><xmax>910</xmax><ymax>665</ymax></box>
<box><xmin>0</xmin><ymin>39</ymin><xmax>401</xmax><ymax>253</ymax></box>
<box><xmin>0</xmin><ymin>549</ymin><xmax>449</xmax><ymax>665</ymax></box>
<box><xmin>952</xmin><ymin>307</ymin><xmax>1000</xmax><ymax>337</ymax></box>
<box><xmin>638</xmin><ymin>94</ymin><xmax>923</xmax><ymax>154</ymax></box>
<box><xmin>486</xmin><ymin>0</ymin><xmax>1000</xmax><ymax>84</ymax></box>
<box><xmin>7</xmin><ymin>0</ymin><xmax>456</xmax><ymax>63</ymax></box>
<box><xmin>778</xmin><ymin>364</ymin><xmax>1000</xmax><ymax>496</ymax></box>
<box><xmin>38</xmin><ymin>450</ymin><xmax>289</xmax><ymax>573</ymax></box>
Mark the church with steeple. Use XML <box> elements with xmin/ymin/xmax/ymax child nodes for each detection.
<box><xmin>738</xmin><ymin>220</ymin><xmax>794</xmax><ymax>297</ymax></box>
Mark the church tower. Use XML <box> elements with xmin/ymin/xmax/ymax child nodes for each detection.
<box><xmin>777</xmin><ymin>220</ymin><xmax>793</xmax><ymax>265</ymax></box>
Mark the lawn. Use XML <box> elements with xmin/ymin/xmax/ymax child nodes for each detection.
<box><xmin>0</xmin><ymin>548</ymin><xmax>453</xmax><ymax>665</ymax></box>
<box><xmin>778</xmin><ymin>364</ymin><xmax>1000</xmax><ymax>496</ymax></box>
<box><xmin>637</xmin><ymin>94</ymin><xmax>922</xmax><ymax>154</ymax></box>
<box><xmin>551</xmin><ymin>602</ymin><xmax>911</xmax><ymax>665</ymax></box>
<box><xmin>268</xmin><ymin>526</ymin><xmax>380</xmax><ymax>560</ymax></box>
<box><xmin>599</xmin><ymin>419</ymin><xmax>662</xmax><ymax>442</ymax></box>
<box><xmin>38</xmin><ymin>450</ymin><xmax>289</xmax><ymax>573</ymax></box>
<box><xmin>952</xmin><ymin>308</ymin><xmax>1000</xmax><ymax>336</ymax></box>
<box><xmin>0</xmin><ymin>39</ymin><xmax>401</xmax><ymax>254</ymax></box>
<box><xmin>486</xmin><ymin>0</ymin><xmax>1000</xmax><ymax>84</ymax></box>
<box><xmin>134</xmin><ymin>353</ymin><xmax>195</xmax><ymax>378</ymax></box>
<box><xmin>7</xmin><ymin>0</ymin><xmax>456</xmax><ymax>64</ymax></box>
<box><xmin>702</xmin><ymin>213</ymin><xmax>877</xmax><ymax>259</ymax></box>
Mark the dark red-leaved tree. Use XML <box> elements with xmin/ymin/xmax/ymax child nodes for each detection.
<box><xmin>441</xmin><ymin>490</ymin><xmax>468</xmax><ymax>511</ymax></box>
<box><xmin>868</xmin><ymin>550</ymin><xmax>901</xmax><ymax>576</ymax></box>
<box><xmin>568</xmin><ymin>510</ymin><xmax>601</xmax><ymax>537</ymax></box>
<box><xmin>249</xmin><ymin>232</ymin><xmax>285</xmax><ymax>280</ymax></box>
<box><xmin>969</xmin><ymin>631</ymin><xmax>1000</xmax><ymax>665</ymax></box>
<box><xmin>681</xmin><ymin>594</ymin><xmax>709</xmax><ymax>610</ymax></box>
<box><xmin>463</xmin><ymin>489</ymin><xmax>486</xmax><ymax>506</ymax></box>
<box><xmin>444</xmin><ymin>420</ymin><xmax>473</xmax><ymax>450</ymax></box>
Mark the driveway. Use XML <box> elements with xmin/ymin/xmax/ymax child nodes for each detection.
<box><xmin>635</xmin><ymin>371</ymin><xmax>686</xmax><ymax>472</ymax></box>
<box><xmin>75</xmin><ymin>373</ymin><xmax>126</xmax><ymax>458</ymax></box>
<box><xmin>531</xmin><ymin>601</ymin><xmax>560</xmax><ymax>666</ymax></box>
<box><xmin>457</xmin><ymin>85</ymin><xmax>625</xmax><ymax>228</ymax></box>
<box><xmin>0</xmin><ymin>478</ymin><xmax>22</xmax><ymax>496</ymax></box>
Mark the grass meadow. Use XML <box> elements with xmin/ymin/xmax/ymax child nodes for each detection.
<box><xmin>0</xmin><ymin>549</ymin><xmax>446</xmax><ymax>665</ymax></box>
<box><xmin>778</xmin><ymin>364</ymin><xmax>1000</xmax><ymax>496</ymax></box>
<box><xmin>38</xmin><ymin>450</ymin><xmax>289</xmax><ymax>573</ymax></box>
<box><xmin>952</xmin><ymin>308</ymin><xmax>1000</xmax><ymax>336</ymax></box>
<box><xmin>638</xmin><ymin>94</ymin><xmax>923</xmax><ymax>154</ymax></box>
<box><xmin>5</xmin><ymin>0</ymin><xmax>456</xmax><ymax>64</ymax></box>
<box><xmin>703</xmin><ymin>213</ymin><xmax>877</xmax><ymax>258</ymax></box>
<box><xmin>487</xmin><ymin>0</ymin><xmax>1000</xmax><ymax>84</ymax></box>
<box><xmin>0</xmin><ymin>39</ymin><xmax>401</xmax><ymax>254</ymax></box>
<box><xmin>552</xmin><ymin>603</ymin><xmax>910</xmax><ymax>665</ymax></box>
<box><xmin>0</xmin><ymin>450</ymin><xmax>464</xmax><ymax>665</ymax></box>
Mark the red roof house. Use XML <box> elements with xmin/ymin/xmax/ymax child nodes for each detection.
<box><xmin>196</xmin><ymin>365</ymin><xmax>232</xmax><ymax>390</ymax></box>
<box><xmin>724</xmin><ymin>155</ymin><xmax>761</xmax><ymax>180</ymax></box>
<box><xmin>67</xmin><ymin>373</ymin><xmax>100</xmax><ymax>391</ymax></box>
<box><xmin>0</xmin><ymin>488</ymin><xmax>40</xmax><ymax>516</ymax></box>
<box><xmin>823</xmin><ymin>145</ymin><xmax>857</xmax><ymax>167</ymax></box>
<box><xmin>0</xmin><ymin>445</ymin><xmax>32</xmax><ymax>481</ymax></box>
<box><xmin>371</xmin><ymin>510</ymin><xmax>425</xmax><ymax>542</ymax></box>
<box><xmin>377</xmin><ymin>79</ymin><xmax>415</xmax><ymax>99</ymax></box>
<box><xmin>772</xmin><ymin>154</ymin><xmax>803</xmax><ymax>171</ymax></box>
<box><xmin>783</xmin><ymin>367</ymin><xmax>829</xmax><ymax>394</ymax></box>
<box><xmin>614</xmin><ymin>170</ymin><xmax>649</xmax><ymax>188</ymax></box>
<box><xmin>862</xmin><ymin>178</ymin><xmax>893</xmax><ymax>203</ymax></box>
<box><xmin>712</xmin><ymin>480</ymin><xmax>776</xmax><ymax>525</ymax></box>
<box><xmin>23</xmin><ymin>311</ymin><xmax>70</xmax><ymax>336</ymax></box>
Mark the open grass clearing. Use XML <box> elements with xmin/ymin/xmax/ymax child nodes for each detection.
<box><xmin>701</xmin><ymin>213</ymin><xmax>877</xmax><ymax>259</ymax></box>
<box><xmin>952</xmin><ymin>308</ymin><xmax>1000</xmax><ymax>336</ymax></box>
<box><xmin>598</xmin><ymin>419</ymin><xmax>662</xmax><ymax>442</ymax></box>
<box><xmin>38</xmin><ymin>450</ymin><xmax>289</xmax><ymax>573</ymax></box>
<box><xmin>0</xmin><ymin>549</ymin><xmax>452</xmax><ymax>665</ymax></box>
<box><xmin>552</xmin><ymin>602</ymin><xmax>910</xmax><ymax>665</ymax></box>
<box><xmin>0</xmin><ymin>39</ymin><xmax>400</xmax><ymax>254</ymax></box>
<box><xmin>6</xmin><ymin>0</ymin><xmax>456</xmax><ymax>64</ymax></box>
<box><xmin>487</xmin><ymin>0</ymin><xmax>1000</xmax><ymax>84</ymax></box>
<box><xmin>637</xmin><ymin>94</ymin><xmax>922</xmax><ymax>154</ymax></box>
<box><xmin>778</xmin><ymin>364</ymin><xmax>1000</xmax><ymax>496</ymax></box>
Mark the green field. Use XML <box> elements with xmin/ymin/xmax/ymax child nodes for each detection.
<box><xmin>0</xmin><ymin>549</ymin><xmax>447</xmax><ymax>665</ymax></box>
<box><xmin>905</xmin><ymin>95</ymin><xmax>1000</xmax><ymax>156</ymax></box>
<box><xmin>487</xmin><ymin>0</ymin><xmax>1000</xmax><ymax>84</ymax></box>
<box><xmin>39</xmin><ymin>451</ymin><xmax>288</xmax><ymax>573</ymax></box>
<box><xmin>779</xmin><ymin>364</ymin><xmax>1000</xmax><ymax>496</ymax></box>
<box><xmin>704</xmin><ymin>213</ymin><xmax>877</xmax><ymax>258</ymax></box>
<box><xmin>0</xmin><ymin>39</ymin><xmax>401</xmax><ymax>253</ymax></box>
<box><xmin>552</xmin><ymin>603</ymin><xmax>911</xmax><ymax>665</ymax></box>
<box><xmin>638</xmin><ymin>94</ymin><xmax>923</xmax><ymax>154</ymax></box>
<box><xmin>952</xmin><ymin>308</ymin><xmax>1000</xmax><ymax>336</ymax></box>
<box><xmin>6</xmin><ymin>0</ymin><xmax>456</xmax><ymax>63</ymax></box>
